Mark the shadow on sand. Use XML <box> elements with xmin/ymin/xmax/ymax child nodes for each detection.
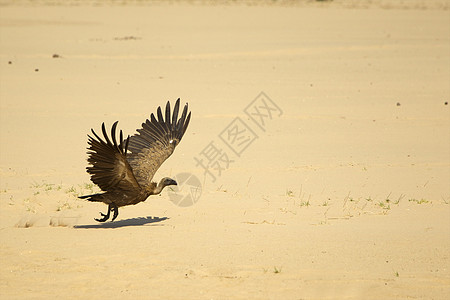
<box><xmin>74</xmin><ymin>216</ymin><xmax>169</xmax><ymax>229</ymax></box>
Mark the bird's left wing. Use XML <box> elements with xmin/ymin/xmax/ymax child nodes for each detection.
<box><xmin>86</xmin><ymin>121</ymin><xmax>141</xmax><ymax>193</ymax></box>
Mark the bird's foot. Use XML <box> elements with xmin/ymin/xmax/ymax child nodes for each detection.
<box><xmin>94</xmin><ymin>205</ymin><xmax>111</xmax><ymax>222</ymax></box>
<box><xmin>94</xmin><ymin>212</ymin><xmax>110</xmax><ymax>222</ymax></box>
<box><xmin>94</xmin><ymin>203</ymin><xmax>119</xmax><ymax>222</ymax></box>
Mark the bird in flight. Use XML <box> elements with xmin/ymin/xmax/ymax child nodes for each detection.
<box><xmin>79</xmin><ymin>99</ymin><xmax>191</xmax><ymax>222</ymax></box>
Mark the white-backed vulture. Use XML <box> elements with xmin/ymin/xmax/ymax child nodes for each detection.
<box><xmin>79</xmin><ymin>99</ymin><xmax>191</xmax><ymax>222</ymax></box>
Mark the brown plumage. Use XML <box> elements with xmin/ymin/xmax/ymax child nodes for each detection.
<box><xmin>79</xmin><ymin>99</ymin><xmax>191</xmax><ymax>222</ymax></box>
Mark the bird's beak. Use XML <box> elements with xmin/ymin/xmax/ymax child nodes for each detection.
<box><xmin>169</xmin><ymin>179</ymin><xmax>178</xmax><ymax>186</ymax></box>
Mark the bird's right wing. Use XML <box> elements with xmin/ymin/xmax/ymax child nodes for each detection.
<box><xmin>127</xmin><ymin>99</ymin><xmax>191</xmax><ymax>189</ymax></box>
<box><xmin>85</xmin><ymin>121</ymin><xmax>141</xmax><ymax>193</ymax></box>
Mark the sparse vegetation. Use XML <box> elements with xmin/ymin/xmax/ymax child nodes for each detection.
<box><xmin>377</xmin><ymin>201</ymin><xmax>390</xmax><ymax>210</ymax></box>
<box><xmin>11</xmin><ymin>181</ymin><xmax>99</xmax><ymax>215</ymax></box>
<box><xmin>56</xmin><ymin>202</ymin><xmax>74</xmax><ymax>211</ymax></box>
<box><xmin>82</xmin><ymin>183</ymin><xmax>94</xmax><ymax>193</ymax></box>
<box><xmin>285</xmin><ymin>189</ymin><xmax>294</xmax><ymax>197</ymax></box>
<box><xmin>408</xmin><ymin>198</ymin><xmax>430</xmax><ymax>204</ymax></box>
<box><xmin>394</xmin><ymin>194</ymin><xmax>405</xmax><ymax>205</ymax></box>
<box><xmin>279</xmin><ymin>207</ymin><xmax>297</xmax><ymax>215</ymax></box>
<box><xmin>45</xmin><ymin>183</ymin><xmax>61</xmax><ymax>191</ymax></box>
<box><xmin>317</xmin><ymin>207</ymin><xmax>331</xmax><ymax>225</ymax></box>
<box><xmin>281</xmin><ymin>187</ymin><xmax>313</xmax><ymax>215</ymax></box>
<box><xmin>216</xmin><ymin>185</ymin><xmax>227</xmax><ymax>193</ymax></box>
<box><xmin>26</xmin><ymin>206</ymin><xmax>36</xmax><ymax>213</ymax></box>
<box><xmin>385</xmin><ymin>192</ymin><xmax>392</xmax><ymax>203</ymax></box>
<box><xmin>300</xmin><ymin>199</ymin><xmax>311</xmax><ymax>207</ymax></box>
<box><xmin>65</xmin><ymin>186</ymin><xmax>78</xmax><ymax>196</ymax></box>
<box><xmin>348</xmin><ymin>197</ymin><xmax>357</xmax><ymax>202</ymax></box>
<box><xmin>30</xmin><ymin>181</ymin><xmax>62</xmax><ymax>192</ymax></box>
<box><xmin>281</xmin><ymin>189</ymin><xmax>436</xmax><ymax>224</ymax></box>
<box><xmin>273</xmin><ymin>266</ymin><xmax>282</xmax><ymax>274</ymax></box>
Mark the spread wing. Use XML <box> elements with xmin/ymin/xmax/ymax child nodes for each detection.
<box><xmin>86</xmin><ymin>121</ymin><xmax>141</xmax><ymax>193</ymax></box>
<box><xmin>127</xmin><ymin>99</ymin><xmax>191</xmax><ymax>189</ymax></box>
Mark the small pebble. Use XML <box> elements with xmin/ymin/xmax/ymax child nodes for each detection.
<box><xmin>8</xmin><ymin>61</ymin><xmax>12</xmax><ymax>64</ymax></box>
<box><xmin>396</xmin><ymin>102</ymin><xmax>401</xmax><ymax>106</ymax></box>
<box><xmin>52</xmin><ymin>54</ymin><xmax>60</xmax><ymax>58</ymax></box>
<box><xmin>35</xmin><ymin>69</ymin><xmax>39</xmax><ymax>72</ymax></box>
<box><xmin>445</xmin><ymin>102</ymin><xmax>448</xmax><ymax>105</ymax></box>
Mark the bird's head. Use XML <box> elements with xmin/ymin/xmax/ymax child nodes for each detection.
<box><xmin>160</xmin><ymin>177</ymin><xmax>178</xmax><ymax>188</ymax></box>
<box><xmin>154</xmin><ymin>177</ymin><xmax>178</xmax><ymax>195</ymax></box>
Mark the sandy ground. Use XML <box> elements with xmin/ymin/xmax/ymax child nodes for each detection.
<box><xmin>0</xmin><ymin>1</ymin><xmax>449</xmax><ymax>299</ymax></box>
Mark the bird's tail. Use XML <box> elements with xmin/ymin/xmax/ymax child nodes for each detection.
<box><xmin>78</xmin><ymin>193</ymin><xmax>104</xmax><ymax>202</ymax></box>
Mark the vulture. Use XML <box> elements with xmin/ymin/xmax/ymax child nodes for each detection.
<box><xmin>79</xmin><ymin>99</ymin><xmax>191</xmax><ymax>222</ymax></box>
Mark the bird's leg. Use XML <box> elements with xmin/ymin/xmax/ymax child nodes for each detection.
<box><xmin>95</xmin><ymin>204</ymin><xmax>113</xmax><ymax>222</ymax></box>
<box><xmin>111</xmin><ymin>203</ymin><xmax>119</xmax><ymax>222</ymax></box>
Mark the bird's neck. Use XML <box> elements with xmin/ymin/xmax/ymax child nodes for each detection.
<box><xmin>152</xmin><ymin>180</ymin><xmax>166</xmax><ymax>195</ymax></box>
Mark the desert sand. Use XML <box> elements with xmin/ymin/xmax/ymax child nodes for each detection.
<box><xmin>0</xmin><ymin>1</ymin><xmax>449</xmax><ymax>299</ymax></box>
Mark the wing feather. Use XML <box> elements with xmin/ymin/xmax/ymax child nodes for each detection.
<box><xmin>181</xmin><ymin>111</ymin><xmax>191</xmax><ymax>137</ymax></box>
<box><xmin>127</xmin><ymin>99</ymin><xmax>191</xmax><ymax>188</ymax></box>
<box><xmin>165</xmin><ymin>101</ymin><xmax>172</xmax><ymax>134</ymax></box>
<box><xmin>111</xmin><ymin>122</ymin><xmax>119</xmax><ymax>151</ymax></box>
<box><xmin>150</xmin><ymin>114</ymin><xmax>166</xmax><ymax>141</ymax></box>
<box><xmin>171</xmin><ymin>100</ymin><xmax>180</xmax><ymax>131</ymax></box>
